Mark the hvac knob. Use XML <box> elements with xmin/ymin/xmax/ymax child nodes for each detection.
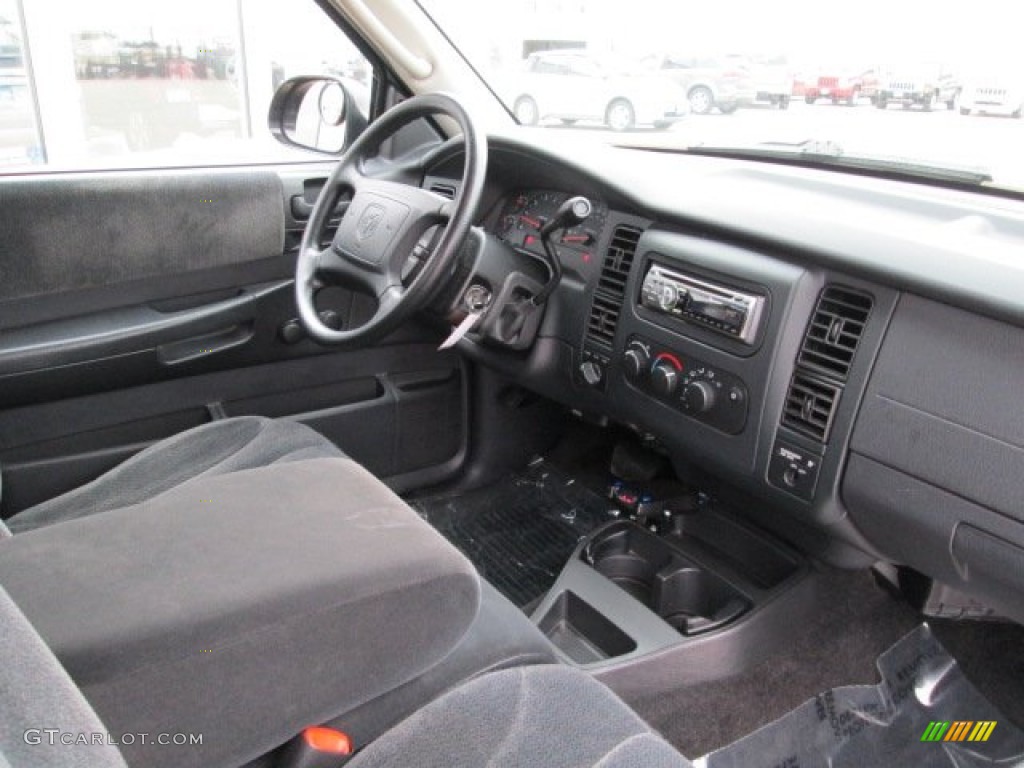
<box><xmin>682</xmin><ymin>380</ymin><xmax>716</xmax><ymax>413</ymax></box>
<box><xmin>650</xmin><ymin>361</ymin><xmax>680</xmax><ymax>397</ymax></box>
<box><xmin>623</xmin><ymin>345</ymin><xmax>650</xmax><ymax>381</ymax></box>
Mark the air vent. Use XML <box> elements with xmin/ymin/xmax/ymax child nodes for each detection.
<box><xmin>586</xmin><ymin>294</ymin><xmax>621</xmax><ymax>347</ymax></box>
<box><xmin>798</xmin><ymin>286</ymin><xmax>873</xmax><ymax>380</ymax></box>
<box><xmin>429</xmin><ymin>182</ymin><xmax>456</xmax><ymax>200</ymax></box>
<box><xmin>597</xmin><ymin>225</ymin><xmax>641</xmax><ymax>297</ymax></box>
<box><xmin>782</xmin><ymin>372</ymin><xmax>841</xmax><ymax>442</ymax></box>
<box><xmin>584</xmin><ymin>225</ymin><xmax>642</xmax><ymax>349</ymax></box>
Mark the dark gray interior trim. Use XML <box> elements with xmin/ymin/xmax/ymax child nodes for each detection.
<box><xmin>0</xmin><ymin>280</ymin><xmax>290</xmax><ymax>376</ymax></box>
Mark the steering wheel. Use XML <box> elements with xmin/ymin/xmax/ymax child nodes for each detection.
<box><xmin>296</xmin><ymin>92</ymin><xmax>486</xmax><ymax>345</ymax></box>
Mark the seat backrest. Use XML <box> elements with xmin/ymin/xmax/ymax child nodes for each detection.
<box><xmin>0</xmin><ymin>585</ymin><xmax>127</xmax><ymax>768</ymax></box>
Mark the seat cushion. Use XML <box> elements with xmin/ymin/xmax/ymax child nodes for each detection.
<box><xmin>0</xmin><ymin>586</ymin><xmax>127</xmax><ymax>768</ymax></box>
<box><xmin>347</xmin><ymin>665</ymin><xmax>693</xmax><ymax>768</ymax></box>
<box><xmin>326</xmin><ymin>580</ymin><xmax>560</xmax><ymax>747</ymax></box>
<box><xmin>0</xmin><ymin>458</ymin><xmax>480</xmax><ymax>768</ymax></box>
<box><xmin>5</xmin><ymin>415</ymin><xmax>344</xmax><ymax>534</ymax></box>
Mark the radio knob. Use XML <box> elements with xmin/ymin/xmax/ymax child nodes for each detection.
<box><xmin>623</xmin><ymin>345</ymin><xmax>650</xmax><ymax>381</ymax></box>
<box><xmin>657</xmin><ymin>283</ymin><xmax>680</xmax><ymax>311</ymax></box>
<box><xmin>650</xmin><ymin>361</ymin><xmax>680</xmax><ymax>397</ymax></box>
<box><xmin>682</xmin><ymin>380</ymin><xmax>716</xmax><ymax>413</ymax></box>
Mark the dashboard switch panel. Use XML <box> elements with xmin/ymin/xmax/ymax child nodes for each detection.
<box><xmin>767</xmin><ymin>439</ymin><xmax>822</xmax><ymax>501</ymax></box>
<box><xmin>623</xmin><ymin>336</ymin><xmax>748</xmax><ymax>434</ymax></box>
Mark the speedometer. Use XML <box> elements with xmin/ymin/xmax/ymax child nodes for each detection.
<box><xmin>496</xmin><ymin>190</ymin><xmax>558</xmax><ymax>247</ymax></box>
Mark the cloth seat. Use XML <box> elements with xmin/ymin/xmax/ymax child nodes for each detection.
<box><xmin>1</xmin><ymin>581</ymin><xmax>691</xmax><ymax>768</ymax></box>
<box><xmin>0</xmin><ymin>586</ymin><xmax>127</xmax><ymax>768</ymax></box>
<box><xmin>0</xmin><ymin>457</ymin><xmax>481</xmax><ymax>768</ymax></box>
<box><xmin>2</xmin><ymin>415</ymin><xmax>344</xmax><ymax>536</ymax></box>
<box><xmin>346</xmin><ymin>664</ymin><xmax>694</xmax><ymax>768</ymax></box>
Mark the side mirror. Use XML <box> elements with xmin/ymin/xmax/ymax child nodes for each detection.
<box><xmin>268</xmin><ymin>76</ymin><xmax>368</xmax><ymax>155</ymax></box>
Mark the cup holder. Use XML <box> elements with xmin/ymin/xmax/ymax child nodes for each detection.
<box><xmin>583</xmin><ymin>522</ymin><xmax>750</xmax><ymax>636</ymax></box>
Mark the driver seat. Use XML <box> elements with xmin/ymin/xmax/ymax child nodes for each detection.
<box><xmin>1</xmin><ymin>416</ymin><xmax>344</xmax><ymax>536</ymax></box>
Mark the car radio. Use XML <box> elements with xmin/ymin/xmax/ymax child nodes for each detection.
<box><xmin>640</xmin><ymin>264</ymin><xmax>765</xmax><ymax>344</ymax></box>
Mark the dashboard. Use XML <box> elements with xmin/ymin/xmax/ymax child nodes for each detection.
<box><xmin>423</xmin><ymin>132</ymin><xmax>1024</xmax><ymax>624</ymax></box>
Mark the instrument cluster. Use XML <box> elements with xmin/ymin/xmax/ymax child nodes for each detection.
<box><xmin>494</xmin><ymin>189</ymin><xmax>608</xmax><ymax>259</ymax></box>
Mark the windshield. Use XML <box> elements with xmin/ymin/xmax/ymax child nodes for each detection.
<box><xmin>419</xmin><ymin>0</ymin><xmax>1024</xmax><ymax>192</ymax></box>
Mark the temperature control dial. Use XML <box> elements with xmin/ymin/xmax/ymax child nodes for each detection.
<box><xmin>650</xmin><ymin>358</ymin><xmax>682</xmax><ymax>397</ymax></box>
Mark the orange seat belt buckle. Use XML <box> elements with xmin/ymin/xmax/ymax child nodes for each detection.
<box><xmin>279</xmin><ymin>726</ymin><xmax>353</xmax><ymax>767</ymax></box>
<box><xmin>303</xmin><ymin>727</ymin><xmax>352</xmax><ymax>756</ymax></box>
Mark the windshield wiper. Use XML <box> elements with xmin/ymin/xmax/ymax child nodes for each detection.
<box><xmin>687</xmin><ymin>139</ymin><xmax>993</xmax><ymax>186</ymax></box>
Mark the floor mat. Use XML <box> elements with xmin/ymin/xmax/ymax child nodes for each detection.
<box><xmin>697</xmin><ymin>624</ymin><xmax>1024</xmax><ymax>768</ymax></box>
<box><xmin>412</xmin><ymin>458</ymin><xmax>616</xmax><ymax>608</ymax></box>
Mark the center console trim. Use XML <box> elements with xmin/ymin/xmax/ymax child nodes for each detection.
<box><xmin>531</xmin><ymin>510</ymin><xmax>808</xmax><ymax>677</ymax></box>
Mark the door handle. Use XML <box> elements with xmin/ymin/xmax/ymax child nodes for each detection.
<box><xmin>155</xmin><ymin>323</ymin><xmax>255</xmax><ymax>366</ymax></box>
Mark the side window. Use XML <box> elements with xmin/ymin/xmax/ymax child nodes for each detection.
<box><xmin>1</xmin><ymin>0</ymin><xmax>371</xmax><ymax>172</ymax></box>
<box><xmin>533</xmin><ymin>58</ymin><xmax>569</xmax><ymax>75</ymax></box>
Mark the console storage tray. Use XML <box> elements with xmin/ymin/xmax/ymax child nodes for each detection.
<box><xmin>533</xmin><ymin>512</ymin><xmax>806</xmax><ymax>670</ymax></box>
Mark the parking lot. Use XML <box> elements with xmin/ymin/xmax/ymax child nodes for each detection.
<box><xmin>552</xmin><ymin>99</ymin><xmax>1024</xmax><ymax>190</ymax></box>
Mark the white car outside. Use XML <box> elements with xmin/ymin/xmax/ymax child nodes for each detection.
<box><xmin>506</xmin><ymin>50</ymin><xmax>688</xmax><ymax>131</ymax></box>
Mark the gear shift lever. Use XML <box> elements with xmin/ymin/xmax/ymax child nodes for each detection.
<box><xmin>493</xmin><ymin>196</ymin><xmax>592</xmax><ymax>346</ymax></box>
<box><xmin>532</xmin><ymin>196</ymin><xmax>592</xmax><ymax>306</ymax></box>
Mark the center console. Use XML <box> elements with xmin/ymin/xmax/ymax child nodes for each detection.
<box><xmin>531</xmin><ymin>503</ymin><xmax>815</xmax><ymax>693</ymax></box>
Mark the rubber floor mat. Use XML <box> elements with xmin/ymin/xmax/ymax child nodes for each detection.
<box><xmin>697</xmin><ymin>623</ymin><xmax>1024</xmax><ymax>768</ymax></box>
<box><xmin>412</xmin><ymin>459</ymin><xmax>616</xmax><ymax>608</ymax></box>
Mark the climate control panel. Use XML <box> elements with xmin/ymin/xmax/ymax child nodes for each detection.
<box><xmin>622</xmin><ymin>335</ymin><xmax>748</xmax><ymax>434</ymax></box>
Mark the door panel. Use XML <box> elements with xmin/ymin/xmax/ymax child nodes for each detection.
<box><xmin>0</xmin><ymin>167</ymin><xmax>466</xmax><ymax>521</ymax></box>
<box><xmin>0</xmin><ymin>171</ymin><xmax>285</xmax><ymax>302</ymax></box>
<box><xmin>0</xmin><ymin>346</ymin><xmax>466</xmax><ymax>517</ymax></box>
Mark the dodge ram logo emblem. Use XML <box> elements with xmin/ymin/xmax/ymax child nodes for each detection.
<box><xmin>356</xmin><ymin>204</ymin><xmax>385</xmax><ymax>242</ymax></box>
